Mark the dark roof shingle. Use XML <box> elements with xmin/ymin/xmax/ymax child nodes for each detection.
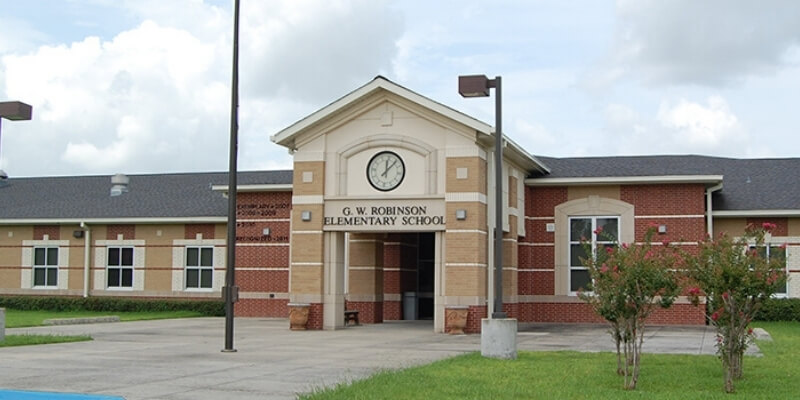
<box><xmin>0</xmin><ymin>170</ymin><xmax>292</xmax><ymax>220</ymax></box>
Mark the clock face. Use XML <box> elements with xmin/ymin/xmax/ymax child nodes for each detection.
<box><xmin>367</xmin><ymin>151</ymin><xmax>405</xmax><ymax>191</ymax></box>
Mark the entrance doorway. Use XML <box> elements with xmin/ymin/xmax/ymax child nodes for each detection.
<box><xmin>416</xmin><ymin>232</ymin><xmax>435</xmax><ymax>320</ymax></box>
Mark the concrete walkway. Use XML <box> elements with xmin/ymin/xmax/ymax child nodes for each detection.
<box><xmin>1</xmin><ymin>318</ymin><xmax>740</xmax><ymax>400</ymax></box>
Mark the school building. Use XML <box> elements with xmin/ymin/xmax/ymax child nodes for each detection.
<box><xmin>1</xmin><ymin>77</ymin><xmax>798</xmax><ymax>333</ymax></box>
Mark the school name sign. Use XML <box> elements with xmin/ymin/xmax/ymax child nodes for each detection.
<box><xmin>323</xmin><ymin>199</ymin><xmax>445</xmax><ymax>231</ymax></box>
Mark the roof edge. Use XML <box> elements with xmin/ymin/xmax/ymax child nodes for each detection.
<box><xmin>713</xmin><ymin>210</ymin><xmax>800</xmax><ymax>217</ymax></box>
<box><xmin>211</xmin><ymin>184</ymin><xmax>293</xmax><ymax>192</ymax></box>
<box><xmin>0</xmin><ymin>217</ymin><xmax>228</xmax><ymax>225</ymax></box>
<box><xmin>524</xmin><ymin>175</ymin><xmax>724</xmax><ymax>186</ymax></box>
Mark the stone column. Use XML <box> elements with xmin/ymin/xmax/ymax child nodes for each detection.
<box><xmin>322</xmin><ymin>231</ymin><xmax>346</xmax><ymax>330</ymax></box>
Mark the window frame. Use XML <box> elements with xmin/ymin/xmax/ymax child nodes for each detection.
<box><xmin>106</xmin><ymin>246</ymin><xmax>135</xmax><ymax>289</ymax></box>
<box><xmin>749</xmin><ymin>243</ymin><xmax>789</xmax><ymax>298</ymax></box>
<box><xmin>184</xmin><ymin>246</ymin><xmax>214</xmax><ymax>291</ymax></box>
<box><xmin>32</xmin><ymin>246</ymin><xmax>59</xmax><ymax>288</ymax></box>
<box><xmin>568</xmin><ymin>216</ymin><xmax>620</xmax><ymax>295</ymax></box>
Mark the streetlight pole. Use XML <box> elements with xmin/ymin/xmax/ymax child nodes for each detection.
<box><xmin>222</xmin><ymin>0</ymin><xmax>241</xmax><ymax>353</ymax></box>
<box><xmin>0</xmin><ymin>101</ymin><xmax>33</xmax><ymax>179</ymax></box>
<box><xmin>458</xmin><ymin>75</ymin><xmax>506</xmax><ymax>319</ymax></box>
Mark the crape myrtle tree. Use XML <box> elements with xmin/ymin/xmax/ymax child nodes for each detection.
<box><xmin>685</xmin><ymin>223</ymin><xmax>787</xmax><ymax>394</ymax></box>
<box><xmin>579</xmin><ymin>225</ymin><xmax>681</xmax><ymax>390</ymax></box>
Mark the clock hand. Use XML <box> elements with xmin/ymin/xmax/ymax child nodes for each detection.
<box><xmin>382</xmin><ymin>159</ymin><xmax>397</xmax><ymax>177</ymax></box>
<box><xmin>382</xmin><ymin>159</ymin><xmax>389</xmax><ymax>177</ymax></box>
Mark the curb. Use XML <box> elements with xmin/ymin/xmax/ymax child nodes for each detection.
<box><xmin>43</xmin><ymin>316</ymin><xmax>121</xmax><ymax>325</ymax></box>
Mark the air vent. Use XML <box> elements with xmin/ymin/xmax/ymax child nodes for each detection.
<box><xmin>110</xmin><ymin>173</ymin><xmax>130</xmax><ymax>196</ymax></box>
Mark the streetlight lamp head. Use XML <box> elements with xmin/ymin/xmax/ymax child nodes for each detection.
<box><xmin>458</xmin><ymin>75</ymin><xmax>491</xmax><ymax>97</ymax></box>
<box><xmin>0</xmin><ymin>101</ymin><xmax>33</xmax><ymax>121</ymax></box>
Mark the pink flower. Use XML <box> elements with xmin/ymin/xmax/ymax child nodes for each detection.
<box><xmin>593</xmin><ymin>227</ymin><xmax>603</xmax><ymax>235</ymax></box>
<box><xmin>762</xmin><ymin>222</ymin><xmax>778</xmax><ymax>232</ymax></box>
<box><xmin>621</xmin><ymin>243</ymin><xmax>629</xmax><ymax>249</ymax></box>
<box><xmin>647</xmin><ymin>222</ymin><xmax>659</xmax><ymax>228</ymax></box>
<box><xmin>721</xmin><ymin>292</ymin><xmax>730</xmax><ymax>301</ymax></box>
<box><xmin>600</xmin><ymin>264</ymin><xmax>609</xmax><ymax>274</ymax></box>
<box><xmin>748</xmin><ymin>328</ymin><xmax>754</xmax><ymax>335</ymax></box>
<box><xmin>711</xmin><ymin>311</ymin><xmax>720</xmax><ymax>321</ymax></box>
<box><xmin>606</xmin><ymin>247</ymin><xmax>614</xmax><ymax>255</ymax></box>
<box><xmin>688</xmin><ymin>287</ymin><xmax>701</xmax><ymax>296</ymax></box>
<box><xmin>661</xmin><ymin>240</ymin><xmax>670</xmax><ymax>246</ymax></box>
<box><xmin>780</xmin><ymin>243</ymin><xmax>788</xmax><ymax>249</ymax></box>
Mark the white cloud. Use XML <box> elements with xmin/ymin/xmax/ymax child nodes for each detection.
<box><xmin>656</xmin><ymin>96</ymin><xmax>744</xmax><ymax>148</ymax></box>
<box><xmin>599</xmin><ymin>96</ymin><xmax>749</xmax><ymax>156</ymax></box>
<box><xmin>239</xmin><ymin>0</ymin><xmax>403</xmax><ymax>104</ymax></box>
<box><xmin>609</xmin><ymin>0</ymin><xmax>800</xmax><ymax>86</ymax></box>
<box><xmin>0</xmin><ymin>0</ymin><xmax>404</xmax><ymax>176</ymax></box>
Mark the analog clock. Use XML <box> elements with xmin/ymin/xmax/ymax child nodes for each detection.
<box><xmin>367</xmin><ymin>151</ymin><xmax>405</xmax><ymax>191</ymax></box>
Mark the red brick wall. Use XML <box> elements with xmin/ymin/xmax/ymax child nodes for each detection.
<box><xmin>635</xmin><ymin>218</ymin><xmax>705</xmax><ymax>242</ymax></box>
<box><xmin>185</xmin><ymin>224</ymin><xmax>215</xmax><ymax>239</ymax></box>
<box><xmin>33</xmin><ymin>225</ymin><xmax>60</xmax><ymax>240</ymax></box>
<box><xmin>237</xmin><ymin>270</ymin><xmax>288</xmax><ymax>292</ymax></box>
<box><xmin>526</xmin><ymin>187</ymin><xmax>568</xmax><ymax>217</ymax></box>
<box><xmin>620</xmin><ymin>184</ymin><xmax>705</xmax><ymax>216</ymax></box>
<box><xmin>235</xmin><ymin>298</ymin><xmax>288</xmax><ymax>317</ymax></box>
<box><xmin>466</xmin><ymin>305</ymin><xmax>487</xmax><ymax>334</ymax></box>
<box><xmin>233</xmin><ymin>191</ymin><xmax>292</xmax><ymax>318</ymax></box>
<box><xmin>306</xmin><ymin>303</ymin><xmax>324</xmax><ymax>330</ymax></box>
<box><xmin>107</xmin><ymin>225</ymin><xmax>135</xmax><ymax>240</ymax></box>
<box><xmin>345</xmin><ymin>301</ymin><xmax>383</xmax><ymax>323</ymax></box>
<box><xmin>384</xmin><ymin>301</ymin><xmax>402</xmax><ymax>320</ymax></box>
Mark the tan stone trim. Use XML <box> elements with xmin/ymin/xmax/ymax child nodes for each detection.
<box><xmin>235</xmin><ymin>243</ymin><xmax>289</xmax><ymax>247</ymax></box>
<box><xmin>384</xmin><ymin>293</ymin><xmax>402</xmax><ymax>302</ymax></box>
<box><xmin>345</xmin><ymin>294</ymin><xmax>382</xmax><ymax>302</ymax></box>
<box><xmin>445</xmin><ymin>193</ymin><xmax>487</xmax><ymax>203</ymax></box>
<box><xmin>446</xmin><ymin>146</ymin><xmax>487</xmax><ymax>159</ymax></box>
<box><xmin>635</xmin><ymin>214</ymin><xmax>705</xmax><ymax>219</ymax></box>
<box><xmin>554</xmin><ymin>196</ymin><xmax>635</xmax><ymax>296</ymax></box>
<box><xmin>290</xmin><ymin>293</ymin><xmax>323</xmax><ymax>303</ymax></box>
<box><xmin>525</xmin><ymin>216</ymin><xmax>555</xmax><ymax>220</ymax></box>
<box><xmin>442</xmin><ymin>296</ymin><xmax>486</xmax><ymax>306</ymax></box>
<box><xmin>445</xmin><ymin>263</ymin><xmax>487</xmax><ymax>268</ymax></box>
<box><xmin>292</xmin><ymin>195</ymin><xmax>324</xmax><ymax>204</ymax></box>
<box><xmin>240</xmin><ymin>292</ymin><xmax>289</xmax><ymax>299</ymax></box>
<box><xmin>518</xmin><ymin>242</ymin><xmax>554</xmax><ymax>247</ymax></box>
<box><xmin>237</xmin><ymin>267</ymin><xmax>290</xmax><ymax>271</ymax></box>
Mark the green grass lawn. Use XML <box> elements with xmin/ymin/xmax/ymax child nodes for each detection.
<box><xmin>4</xmin><ymin>309</ymin><xmax>205</xmax><ymax>328</ymax></box>
<box><xmin>300</xmin><ymin>322</ymin><xmax>799</xmax><ymax>400</ymax></box>
<box><xmin>0</xmin><ymin>334</ymin><xmax>92</xmax><ymax>348</ymax></box>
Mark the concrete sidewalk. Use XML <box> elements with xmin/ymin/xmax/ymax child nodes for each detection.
<box><xmin>1</xmin><ymin>318</ymin><xmax>739</xmax><ymax>400</ymax></box>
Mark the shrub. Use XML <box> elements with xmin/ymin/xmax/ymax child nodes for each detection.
<box><xmin>0</xmin><ymin>296</ymin><xmax>224</xmax><ymax>316</ymax></box>
<box><xmin>685</xmin><ymin>223</ymin><xmax>787</xmax><ymax>393</ymax></box>
<box><xmin>754</xmin><ymin>298</ymin><xmax>800</xmax><ymax>322</ymax></box>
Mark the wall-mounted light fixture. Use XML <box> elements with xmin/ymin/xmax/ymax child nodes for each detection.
<box><xmin>262</xmin><ymin>228</ymin><xmax>271</xmax><ymax>236</ymax></box>
<box><xmin>658</xmin><ymin>224</ymin><xmax>667</xmax><ymax>234</ymax></box>
<box><xmin>456</xmin><ymin>209</ymin><xmax>467</xmax><ymax>220</ymax></box>
<box><xmin>301</xmin><ymin>211</ymin><xmax>312</xmax><ymax>221</ymax></box>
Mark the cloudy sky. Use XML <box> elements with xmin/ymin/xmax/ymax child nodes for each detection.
<box><xmin>1</xmin><ymin>0</ymin><xmax>799</xmax><ymax>177</ymax></box>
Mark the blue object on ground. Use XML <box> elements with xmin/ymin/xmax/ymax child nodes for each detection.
<box><xmin>0</xmin><ymin>389</ymin><xmax>124</xmax><ymax>400</ymax></box>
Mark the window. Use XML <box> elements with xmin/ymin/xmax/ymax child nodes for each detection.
<box><xmin>569</xmin><ymin>216</ymin><xmax>619</xmax><ymax>293</ymax></box>
<box><xmin>33</xmin><ymin>247</ymin><xmax>58</xmax><ymax>287</ymax></box>
<box><xmin>186</xmin><ymin>247</ymin><xmax>213</xmax><ymax>289</ymax></box>
<box><xmin>751</xmin><ymin>244</ymin><xmax>788</xmax><ymax>297</ymax></box>
<box><xmin>107</xmin><ymin>247</ymin><xmax>134</xmax><ymax>288</ymax></box>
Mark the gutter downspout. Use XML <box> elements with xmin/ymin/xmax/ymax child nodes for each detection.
<box><xmin>80</xmin><ymin>222</ymin><xmax>91</xmax><ymax>298</ymax></box>
<box><xmin>706</xmin><ymin>184</ymin><xmax>723</xmax><ymax>237</ymax></box>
